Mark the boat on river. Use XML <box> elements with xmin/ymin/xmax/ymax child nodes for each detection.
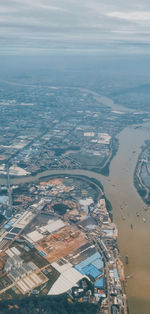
<box><xmin>125</xmin><ymin>256</ymin><xmax>128</xmax><ymax>264</ymax></box>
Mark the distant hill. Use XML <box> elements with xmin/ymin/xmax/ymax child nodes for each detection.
<box><xmin>110</xmin><ymin>83</ymin><xmax>150</xmax><ymax>111</ymax></box>
<box><xmin>111</xmin><ymin>84</ymin><xmax>150</xmax><ymax>96</ymax></box>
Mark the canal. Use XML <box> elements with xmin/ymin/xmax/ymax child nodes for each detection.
<box><xmin>1</xmin><ymin>122</ymin><xmax>150</xmax><ymax>312</ymax></box>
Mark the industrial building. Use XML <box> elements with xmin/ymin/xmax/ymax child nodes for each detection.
<box><xmin>26</xmin><ymin>219</ymin><xmax>66</xmax><ymax>244</ymax></box>
<box><xmin>48</xmin><ymin>261</ymin><xmax>84</xmax><ymax>295</ymax></box>
<box><xmin>5</xmin><ymin>256</ymin><xmax>23</xmax><ymax>272</ymax></box>
<box><xmin>74</xmin><ymin>252</ymin><xmax>104</xmax><ymax>280</ymax></box>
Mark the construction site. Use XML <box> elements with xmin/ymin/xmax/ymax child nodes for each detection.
<box><xmin>36</xmin><ymin>226</ymin><xmax>87</xmax><ymax>263</ymax></box>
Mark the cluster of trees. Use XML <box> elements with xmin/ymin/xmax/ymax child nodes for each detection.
<box><xmin>53</xmin><ymin>203</ymin><xmax>71</xmax><ymax>215</ymax></box>
<box><xmin>0</xmin><ymin>295</ymin><xmax>98</xmax><ymax>314</ymax></box>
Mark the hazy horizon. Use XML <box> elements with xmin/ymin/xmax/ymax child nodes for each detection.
<box><xmin>1</xmin><ymin>0</ymin><xmax>150</xmax><ymax>54</ymax></box>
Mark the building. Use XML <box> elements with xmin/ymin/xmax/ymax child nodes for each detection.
<box><xmin>5</xmin><ymin>256</ymin><xmax>23</xmax><ymax>272</ymax></box>
<box><xmin>111</xmin><ymin>305</ymin><xmax>120</xmax><ymax>314</ymax></box>
<box><xmin>9</xmin><ymin>269</ymin><xmax>20</xmax><ymax>281</ymax></box>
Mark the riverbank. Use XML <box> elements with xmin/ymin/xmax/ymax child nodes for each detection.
<box><xmin>134</xmin><ymin>141</ymin><xmax>150</xmax><ymax>206</ymax></box>
<box><xmin>1</xmin><ymin>123</ymin><xmax>150</xmax><ymax>313</ymax></box>
<box><xmin>99</xmin><ymin>137</ymin><xmax>119</xmax><ymax>176</ymax></box>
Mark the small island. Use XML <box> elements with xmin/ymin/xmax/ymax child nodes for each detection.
<box><xmin>134</xmin><ymin>140</ymin><xmax>150</xmax><ymax>205</ymax></box>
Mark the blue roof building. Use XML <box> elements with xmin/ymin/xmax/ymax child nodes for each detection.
<box><xmin>75</xmin><ymin>252</ymin><xmax>102</xmax><ymax>272</ymax></box>
<box><xmin>92</xmin><ymin>258</ymin><xmax>104</xmax><ymax>269</ymax></box>
<box><xmin>94</xmin><ymin>277</ymin><xmax>105</xmax><ymax>288</ymax></box>
<box><xmin>82</xmin><ymin>265</ymin><xmax>102</xmax><ymax>278</ymax></box>
<box><xmin>113</xmin><ymin>269</ymin><xmax>119</xmax><ymax>279</ymax></box>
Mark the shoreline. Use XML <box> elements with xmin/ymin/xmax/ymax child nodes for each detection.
<box><xmin>1</xmin><ymin>122</ymin><xmax>150</xmax><ymax>312</ymax></box>
<box><xmin>0</xmin><ymin>135</ymin><xmax>119</xmax><ymax>180</ymax></box>
<box><xmin>133</xmin><ymin>141</ymin><xmax>150</xmax><ymax>206</ymax></box>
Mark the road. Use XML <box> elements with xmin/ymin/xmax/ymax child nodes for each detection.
<box><xmin>92</xmin><ymin>237</ymin><xmax>111</xmax><ymax>314</ymax></box>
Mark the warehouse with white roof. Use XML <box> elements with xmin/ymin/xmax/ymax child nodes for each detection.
<box><xmin>48</xmin><ymin>261</ymin><xmax>84</xmax><ymax>295</ymax></box>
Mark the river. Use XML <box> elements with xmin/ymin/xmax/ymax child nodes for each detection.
<box><xmin>0</xmin><ymin>99</ymin><xmax>150</xmax><ymax>312</ymax></box>
<box><xmin>0</xmin><ymin>122</ymin><xmax>149</xmax><ymax>313</ymax></box>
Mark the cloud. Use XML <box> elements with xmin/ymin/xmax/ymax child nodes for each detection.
<box><xmin>0</xmin><ymin>0</ymin><xmax>150</xmax><ymax>54</ymax></box>
<box><xmin>12</xmin><ymin>0</ymin><xmax>68</xmax><ymax>11</ymax></box>
<box><xmin>107</xmin><ymin>11</ymin><xmax>150</xmax><ymax>21</ymax></box>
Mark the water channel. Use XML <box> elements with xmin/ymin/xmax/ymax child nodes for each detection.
<box><xmin>0</xmin><ymin>87</ymin><xmax>150</xmax><ymax>313</ymax></box>
<box><xmin>0</xmin><ymin>122</ymin><xmax>150</xmax><ymax>313</ymax></box>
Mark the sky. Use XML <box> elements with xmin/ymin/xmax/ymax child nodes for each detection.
<box><xmin>1</xmin><ymin>0</ymin><xmax>150</xmax><ymax>54</ymax></box>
